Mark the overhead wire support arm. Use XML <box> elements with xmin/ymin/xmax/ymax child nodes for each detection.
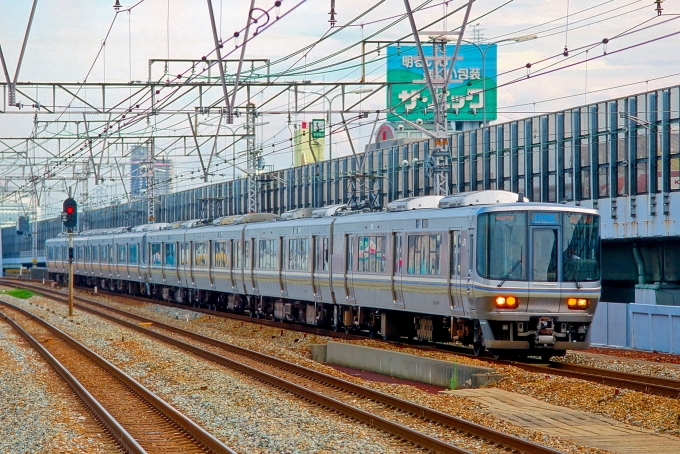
<box><xmin>1</xmin><ymin>0</ymin><xmax>38</xmax><ymax>107</ymax></box>
<box><xmin>206</xmin><ymin>0</ymin><xmax>234</xmax><ymax>123</ymax></box>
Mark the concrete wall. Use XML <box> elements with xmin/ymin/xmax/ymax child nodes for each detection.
<box><xmin>322</xmin><ymin>341</ymin><xmax>494</xmax><ymax>388</ymax></box>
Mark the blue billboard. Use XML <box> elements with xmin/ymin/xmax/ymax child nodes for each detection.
<box><xmin>386</xmin><ymin>43</ymin><xmax>497</xmax><ymax>122</ymax></box>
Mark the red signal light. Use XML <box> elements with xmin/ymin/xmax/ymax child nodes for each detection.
<box><xmin>66</xmin><ymin>205</ymin><xmax>74</xmax><ymax>215</ymax></box>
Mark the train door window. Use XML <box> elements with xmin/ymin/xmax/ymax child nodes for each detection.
<box><xmin>101</xmin><ymin>245</ymin><xmax>107</xmax><ymax>262</ymax></box>
<box><xmin>165</xmin><ymin>243</ymin><xmax>176</xmax><ymax>266</ymax></box>
<box><xmin>77</xmin><ymin>246</ymin><xmax>84</xmax><ymax>262</ymax></box>
<box><xmin>92</xmin><ymin>245</ymin><xmax>99</xmax><ymax>262</ymax></box>
<box><xmin>394</xmin><ymin>235</ymin><xmax>403</xmax><ymax>274</ymax></box>
<box><xmin>151</xmin><ymin>244</ymin><xmax>162</xmax><ymax>266</ymax></box>
<box><xmin>532</xmin><ymin>229</ymin><xmax>558</xmax><ymax>282</ymax></box>
<box><xmin>323</xmin><ymin>238</ymin><xmax>329</xmax><ymax>271</ymax></box>
<box><xmin>194</xmin><ymin>242</ymin><xmax>208</xmax><ymax>266</ymax></box>
<box><xmin>407</xmin><ymin>234</ymin><xmax>442</xmax><ymax>275</ymax></box>
<box><xmin>178</xmin><ymin>243</ymin><xmax>187</xmax><ymax>266</ymax></box>
<box><xmin>451</xmin><ymin>232</ymin><xmax>460</xmax><ymax>276</ymax></box>
<box><xmin>118</xmin><ymin>245</ymin><xmax>127</xmax><ymax>264</ymax></box>
<box><xmin>55</xmin><ymin>246</ymin><xmax>61</xmax><ymax>260</ymax></box>
<box><xmin>215</xmin><ymin>241</ymin><xmax>228</xmax><ymax>267</ymax></box>
<box><xmin>244</xmin><ymin>240</ymin><xmax>251</xmax><ymax>269</ymax></box>
<box><xmin>235</xmin><ymin>241</ymin><xmax>242</xmax><ymax>268</ymax></box>
<box><xmin>48</xmin><ymin>247</ymin><xmax>54</xmax><ymax>261</ymax></box>
<box><xmin>129</xmin><ymin>244</ymin><xmax>138</xmax><ymax>264</ymax></box>
<box><xmin>288</xmin><ymin>238</ymin><xmax>309</xmax><ymax>270</ymax></box>
<box><xmin>85</xmin><ymin>246</ymin><xmax>90</xmax><ymax>262</ymax></box>
<box><xmin>345</xmin><ymin>235</ymin><xmax>353</xmax><ymax>271</ymax></box>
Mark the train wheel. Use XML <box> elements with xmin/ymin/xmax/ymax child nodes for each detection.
<box><xmin>472</xmin><ymin>341</ymin><xmax>484</xmax><ymax>357</ymax></box>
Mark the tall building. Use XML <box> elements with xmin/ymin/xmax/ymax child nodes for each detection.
<box><xmin>129</xmin><ymin>145</ymin><xmax>173</xmax><ymax>198</ymax></box>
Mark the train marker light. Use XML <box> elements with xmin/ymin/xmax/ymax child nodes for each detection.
<box><xmin>567</xmin><ymin>297</ymin><xmax>590</xmax><ymax>310</ymax></box>
<box><xmin>496</xmin><ymin>296</ymin><xmax>518</xmax><ymax>309</ymax></box>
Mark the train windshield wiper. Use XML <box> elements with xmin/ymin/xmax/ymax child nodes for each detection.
<box><xmin>497</xmin><ymin>258</ymin><xmax>522</xmax><ymax>287</ymax></box>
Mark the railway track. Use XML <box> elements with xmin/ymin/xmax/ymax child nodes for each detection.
<box><xmin>4</xmin><ymin>279</ymin><xmax>562</xmax><ymax>454</ymax></box>
<box><xmin>0</xmin><ymin>300</ymin><xmax>235</xmax><ymax>454</ymax></box>
<box><xmin>8</xmin><ymin>278</ymin><xmax>680</xmax><ymax>400</ymax></box>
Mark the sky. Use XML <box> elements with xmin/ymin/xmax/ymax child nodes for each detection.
<box><xmin>1</xmin><ymin>0</ymin><xmax>679</xmax><ymax>216</ymax></box>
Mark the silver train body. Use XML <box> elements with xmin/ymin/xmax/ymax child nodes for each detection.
<box><xmin>46</xmin><ymin>191</ymin><xmax>601</xmax><ymax>355</ymax></box>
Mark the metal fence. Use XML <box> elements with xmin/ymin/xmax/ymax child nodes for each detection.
<box><xmin>591</xmin><ymin>301</ymin><xmax>680</xmax><ymax>353</ymax></box>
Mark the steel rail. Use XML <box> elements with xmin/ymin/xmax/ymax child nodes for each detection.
<box><xmin>14</xmin><ymin>281</ymin><xmax>561</xmax><ymax>454</ymax></box>
<box><xmin>0</xmin><ymin>308</ymin><xmax>144</xmax><ymax>454</ymax></box>
<box><xmin>0</xmin><ymin>299</ymin><xmax>236</xmax><ymax>454</ymax></box>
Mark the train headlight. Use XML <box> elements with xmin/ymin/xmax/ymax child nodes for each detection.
<box><xmin>567</xmin><ymin>297</ymin><xmax>590</xmax><ymax>310</ymax></box>
<box><xmin>496</xmin><ymin>296</ymin><xmax>518</xmax><ymax>309</ymax></box>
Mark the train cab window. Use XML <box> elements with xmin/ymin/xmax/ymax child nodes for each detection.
<box><xmin>118</xmin><ymin>245</ymin><xmax>127</xmax><ymax>264</ymax></box>
<box><xmin>214</xmin><ymin>241</ymin><xmax>228</xmax><ymax>267</ymax></box>
<box><xmin>151</xmin><ymin>244</ymin><xmax>162</xmax><ymax>266</ymax></box>
<box><xmin>477</xmin><ymin>211</ymin><xmax>527</xmax><ymax>281</ymax></box>
<box><xmin>358</xmin><ymin>235</ymin><xmax>386</xmax><ymax>273</ymax></box>
<box><xmin>194</xmin><ymin>242</ymin><xmax>208</xmax><ymax>267</ymax></box>
<box><xmin>165</xmin><ymin>243</ymin><xmax>176</xmax><ymax>266</ymax></box>
<box><xmin>48</xmin><ymin>247</ymin><xmax>54</xmax><ymax>261</ymax></box>
<box><xmin>288</xmin><ymin>238</ymin><xmax>308</xmax><ymax>270</ymax></box>
<box><xmin>129</xmin><ymin>244</ymin><xmax>138</xmax><ymax>264</ymax></box>
<box><xmin>563</xmin><ymin>213</ymin><xmax>601</xmax><ymax>282</ymax></box>
<box><xmin>407</xmin><ymin>234</ymin><xmax>442</xmax><ymax>275</ymax></box>
<box><xmin>92</xmin><ymin>245</ymin><xmax>99</xmax><ymax>262</ymax></box>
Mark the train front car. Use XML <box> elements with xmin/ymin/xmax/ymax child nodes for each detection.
<box><xmin>471</xmin><ymin>203</ymin><xmax>600</xmax><ymax>359</ymax></box>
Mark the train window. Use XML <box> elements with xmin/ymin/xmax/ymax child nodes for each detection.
<box><xmin>85</xmin><ymin>246</ymin><xmax>90</xmax><ymax>262</ymax></box>
<box><xmin>346</xmin><ymin>236</ymin><xmax>352</xmax><ymax>272</ymax></box>
<box><xmin>394</xmin><ymin>235</ymin><xmax>403</xmax><ymax>274</ymax></box>
<box><xmin>77</xmin><ymin>246</ymin><xmax>84</xmax><ymax>261</ymax></box>
<box><xmin>47</xmin><ymin>247</ymin><xmax>54</xmax><ymax>260</ymax></box>
<box><xmin>477</xmin><ymin>211</ymin><xmax>527</xmax><ymax>280</ymax></box>
<box><xmin>407</xmin><ymin>234</ymin><xmax>442</xmax><ymax>275</ymax></box>
<box><xmin>101</xmin><ymin>245</ymin><xmax>108</xmax><ymax>262</ymax></box>
<box><xmin>532</xmin><ymin>229</ymin><xmax>558</xmax><ymax>282</ymax></box>
<box><xmin>288</xmin><ymin>238</ymin><xmax>309</xmax><ymax>270</ymax></box>
<box><xmin>179</xmin><ymin>243</ymin><xmax>189</xmax><ymax>266</ymax></box>
<box><xmin>92</xmin><ymin>245</ymin><xmax>99</xmax><ymax>262</ymax></box>
<box><xmin>358</xmin><ymin>235</ymin><xmax>386</xmax><ymax>273</ymax></box>
<box><xmin>55</xmin><ymin>247</ymin><xmax>61</xmax><ymax>260</ymax></box>
<box><xmin>194</xmin><ymin>242</ymin><xmax>208</xmax><ymax>267</ymax></box>
<box><xmin>118</xmin><ymin>245</ymin><xmax>127</xmax><ymax>264</ymax></box>
<box><xmin>151</xmin><ymin>244</ymin><xmax>162</xmax><ymax>266</ymax></box>
<box><xmin>235</xmin><ymin>241</ymin><xmax>242</xmax><ymax>268</ymax></box>
<box><xmin>258</xmin><ymin>239</ymin><xmax>277</xmax><ymax>269</ymax></box>
<box><xmin>129</xmin><ymin>244</ymin><xmax>138</xmax><ymax>264</ymax></box>
<box><xmin>165</xmin><ymin>243</ymin><xmax>176</xmax><ymax>266</ymax></box>
<box><xmin>214</xmin><ymin>241</ymin><xmax>228</xmax><ymax>267</ymax></box>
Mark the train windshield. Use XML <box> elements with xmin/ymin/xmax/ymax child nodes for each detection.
<box><xmin>477</xmin><ymin>211</ymin><xmax>527</xmax><ymax>281</ymax></box>
<box><xmin>477</xmin><ymin>211</ymin><xmax>600</xmax><ymax>282</ymax></box>
<box><xmin>563</xmin><ymin>213</ymin><xmax>600</xmax><ymax>282</ymax></box>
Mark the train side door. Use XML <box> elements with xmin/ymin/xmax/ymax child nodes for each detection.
<box><xmin>173</xmin><ymin>242</ymin><xmax>180</xmax><ymax>284</ymax></box>
<box><xmin>459</xmin><ymin>231</ymin><xmax>475</xmax><ymax>313</ymax></box>
<box><xmin>189</xmin><ymin>241</ymin><xmax>196</xmax><ymax>285</ymax></box>
<box><xmin>391</xmin><ymin>232</ymin><xmax>405</xmax><ymax>308</ymax></box>
<box><xmin>449</xmin><ymin>230</ymin><xmax>464</xmax><ymax>314</ymax></box>
<box><xmin>247</xmin><ymin>238</ymin><xmax>256</xmax><ymax>293</ymax></box>
<box><xmin>228</xmin><ymin>240</ymin><xmax>236</xmax><ymax>290</ymax></box>
<box><xmin>208</xmin><ymin>240</ymin><xmax>215</xmax><ymax>288</ymax></box>
<box><xmin>344</xmin><ymin>234</ymin><xmax>355</xmax><ymax>301</ymax></box>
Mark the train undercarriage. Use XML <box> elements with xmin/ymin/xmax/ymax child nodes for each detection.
<box><xmin>54</xmin><ymin>273</ymin><xmax>589</xmax><ymax>359</ymax></box>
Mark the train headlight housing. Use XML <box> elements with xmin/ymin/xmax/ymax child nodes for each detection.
<box><xmin>567</xmin><ymin>297</ymin><xmax>590</xmax><ymax>310</ymax></box>
<box><xmin>496</xmin><ymin>296</ymin><xmax>518</xmax><ymax>309</ymax></box>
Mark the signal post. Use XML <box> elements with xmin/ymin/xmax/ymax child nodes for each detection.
<box><xmin>62</xmin><ymin>198</ymin><xmax>77</xmax><ymax>316</ymax></box>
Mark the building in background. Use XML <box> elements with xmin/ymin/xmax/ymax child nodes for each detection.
<box><xmin>129</xmin><ymin>145</ymin><xmax>173</xmax><ymax>199</ymax></box>
<box><xmin>293</xmin><ymin>121</ymin><xmax>325</xmax><ymax>167</ymax></box>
